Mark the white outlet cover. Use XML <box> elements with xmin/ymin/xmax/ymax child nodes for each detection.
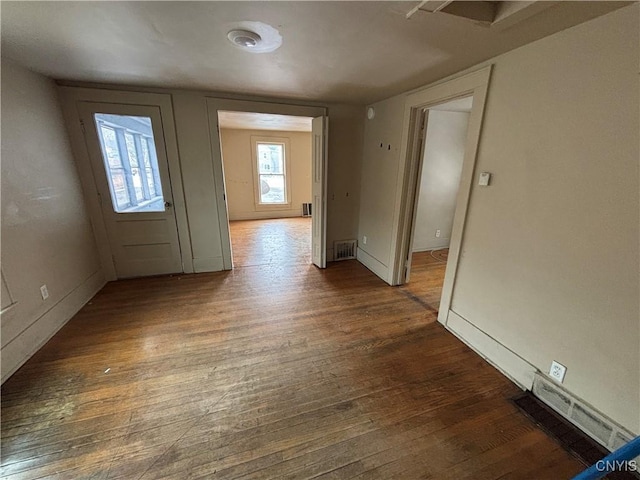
<box><xmin>363</xmin><ymin>235</ymin><xmax>367</xmax><ymax>245</ymax></box>
<box><xmin>549</xmin><ymin>360</ymin><xmax>567</xmax><ymax>383</ymax></box>
<box><xmin>40</xmin><ymin>285</ymin><xmax>49</xmax><ymax>300</ymax></box>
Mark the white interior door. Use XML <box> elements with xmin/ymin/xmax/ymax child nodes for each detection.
<box><xmin>311</xmin><ymin>116</ymin><xmax>328</xmax><ymax>268</ymax></box>
<box><xmin>78</xmin><ymin>102</ymin><xmax>183</xmax><ymax>278</ymax></box>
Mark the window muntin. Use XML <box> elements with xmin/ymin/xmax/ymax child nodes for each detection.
<box><xmin>94</xmin><ymin>114</ymin><xmax>166</xmax><ymax>213</ymax></box>
<box><xmin>256</xmin><ymin>142</ymin><xmax>287</xmax><ymax>204</ymax></box>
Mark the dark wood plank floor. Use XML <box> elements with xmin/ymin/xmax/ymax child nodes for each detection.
<box><xmin>1</xmin><ymin>223</ymin><xmax>583</xmax><ymax>479</ymax></box>
<box><xmin>401</xmin><ymin>249</ymin><xmax>450</xmax><ymax>315</ymax></box>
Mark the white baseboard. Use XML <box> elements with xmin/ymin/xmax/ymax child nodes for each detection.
<box><xmin>444</xmin><ymin>309</ymin><xmax>536</xmax><ymax>390</ymax></box>
<box><xmin>356</xmin><ymin>247</ymin><xmax>390</xmax><ymax>285</ymax></box>
<box><xmin>412</xmin><ymin>241</ymin><xmax>451</xmax><ymax>252</ymax></box>
<box><xmin>445</xmin><ymin>309</ymin><xmax>640</xmax><ymax>446</ymax></box>
<box><xmin>192</xmin><ymin>256</ymin><xmax>225</xmax><ymax>273</ymax></box>
<box><xmin>228</xmin><ymin>210</ymin><xmax>304</xmax><ymax>221</ymax></box>
<box><xmin>1</xmin><ymin>269</ymin><xmax>106</xmax><ymax>383</ymax></box>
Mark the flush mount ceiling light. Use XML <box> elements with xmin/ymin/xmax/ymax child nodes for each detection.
<box><xmin>227</xmin><ymin>30</ymin><xmax>261</xmax><ymax>49</ymax></box>
<box><xmin>226</xmin><ymin>21</ymin><xmax>282</xmax><ymax>54</ymax></box>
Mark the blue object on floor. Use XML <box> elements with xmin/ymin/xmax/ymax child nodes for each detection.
<box><xmin>572</xmin><ymin>436</ymin><xmax>640</xmax><ymax>480</ymax></box>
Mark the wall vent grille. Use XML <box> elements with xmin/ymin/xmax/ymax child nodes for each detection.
<box><xmin>535</xmin><ymin>378</ymin><xmax>571</xmax><ymax>415</ymax></box>
<box><xmin>571</xmin><ymin>404</ymin><xmax>613</xmax><ymax>445</ymax></box>
<box><xmin>532</xmin><ymin>373</ymin><xmax>635</xmax><ymax>453</ymax></box>
<box><xmin>334</xmin><ymin>240</ymin><xmax>357</xmax><ymax>261</ymax></box>
<box><xmin>302</xmin><ymin>203</ymin><xmax>312</xmax><ymax>217</ymax></box>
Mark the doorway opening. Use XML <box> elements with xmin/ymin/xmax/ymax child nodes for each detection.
<box><xmin>217</xmin><ymin>111</ymin><xmax>314</xmax><ymax>268</ymax></box>
<box><xmin>401</xmin><ymin>97</ymin><xmax>473</xmax><ymax>312</ymax></box>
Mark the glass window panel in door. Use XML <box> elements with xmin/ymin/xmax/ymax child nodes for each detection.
<box><xmin>93</xmin><ymin>113</ymin><xmax>166</xmax><ymax>213</ymax></box>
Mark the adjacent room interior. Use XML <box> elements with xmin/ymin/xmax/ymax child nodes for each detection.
<box><xmin>217</xmin><ymin>111</ymin><xmax>314</xmax><ymax>267</ymax></box>
<box><xmin>403</xmin><ymin>96</ymin><xmax>472</xmax><ymax>311</ymax></box>
<box><xmin>1</xmin><ymin>1</ymin><xmax>638</xmax><ymax>479</ymax></box>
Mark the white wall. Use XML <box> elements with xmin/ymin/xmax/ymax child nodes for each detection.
<box><xmin>413</xmin><ymin>110</ymin><xmax>469</xmax><ymax>252</ymax></box>
<box><xmin>325</xmin><ymin>105</ymin><xmax>365</xmax><ymax>259</ymax></box>
<box><xmin>358</xmin><ymin>5</ymin><xmax>639</xmax><ymax>433</ymax></box>
<box><xmin>357</xmin><ymin>98</ymin><xmax>406</xmax><ymax>276</ymax></box>
<box><xmin>1</xmin><ymin>59</ymin><xmax>105</xmax><ymax>382</ymax></box>
<box><xmin>220</xmin><ymin>128</ymin><xmax>312</xmax><ymax>221</ymax></box>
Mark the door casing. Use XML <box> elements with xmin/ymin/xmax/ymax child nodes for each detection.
<box><xmin>390</xmin><ymin>66</ymin><xmax>492</xmax><ymax>326</ymax></box>
<box><xmin>59</xmin><ymin>87</ymin><xmax>193</xmax><ymax>280</ymax></box>
<box><xmin>77</xmin><ymin>102</ymin><xmax>183</xmax><ymax>278</ymax></box>
<box><xmin>311</xmin><ymin>116</ymin><xmax>328</xmax><ymax>268</ymax></box>
<box><xmin>205</xmin><ymin>98</ymin><xmax>326</xmax><ymax>270</ymax></box>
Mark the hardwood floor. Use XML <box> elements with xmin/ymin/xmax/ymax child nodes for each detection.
<box><xmin>229</xmin><ymin>218</ymin><xmax>311</xmax><ymax>267</ymax></box>
<box><xmin>401</xmin><ymin>250</ymin><xmax>450</xmax><ymax>315</ymax></box>
<box><xmin>1</xmin><ymin>238</ymin><xmax>584</xmax><ymax>478</ymax></box>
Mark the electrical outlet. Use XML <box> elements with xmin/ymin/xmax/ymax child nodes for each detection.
<box><xmin>363</xmin><ymin>235</ymin><xmax>367</xmax><ymax>245</ymax></box>
<box><xmin>435</xmin><ymin>230</ymin><xmax>441</xmax><ymax>238</ymax></box>
<box><xmin>40</xmin><ymin>284</ymin><xmax>49</xmax><ymax>300</ymax></box>
<box><xmin>549</xmin><ymin>361</ymin><xmax>566</xmax><ymax>383</ymax></box>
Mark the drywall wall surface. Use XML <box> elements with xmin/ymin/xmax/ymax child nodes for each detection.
<box><xmin>358</xmin><ymin>95</ymin><xmax>406</xmax><ymax>272</ymax></box>
<box><xmin>450</xmin><ymin>5</ymin><xmax>639</xmax><ymax>433</ymax></box>
<box><xmin>1</xmin><ymin>59</ymin><xmax>104</xmax><ymax>381</ymax></box>
<box><xmin>357</xmin><ymin>4</ymin><xmax>639</xmax><ymax>432</ymax></box>
<box><xmin>413</xmin><ymin>110</ymin><xmax>469</xmax><ymax>252</ymax></box>
<box><xmin>220</xmin><ymin>129</ymin><xmax>312</xmax><ymax>220</ymax></box>
<box><xmin>326</xmin><ymin>104</ymin><xmax>365</xmax><ymax>258</ymax></box>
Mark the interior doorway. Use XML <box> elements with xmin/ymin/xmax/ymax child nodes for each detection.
<box><xmin>402</xmin><ymin>97</ymin><xmax>472</xmax><ymax>312</ymax></box>
<box><xmin>206</xmin><ymin>98</ymin><xmax>327</xmax><ymax>271</ymax></box>
<box><xmin>390</xmin><ymin>66</ymin><xmax>491</xmax><ymax>325</ymax></box>
<box><xmin>216</xmin><ymin>111</ymin><xmax>315</xmax><ymax>268</ymax></box>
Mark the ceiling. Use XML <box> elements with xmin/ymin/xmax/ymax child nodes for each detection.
<box><xmin>218</xmin><ymin>111</ymin><xmax>312</xmax><ymax>132</ymax></box>
<box><xmin>0</xmin><ymin>1</ymin><xmax>628</xmax><ymax>105</ymax></box>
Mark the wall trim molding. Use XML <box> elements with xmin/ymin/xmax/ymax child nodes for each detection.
<box><xmin>229</xmin><ymin>211</ymin><xmax>305</xmax><ymax>221</ymax></box>
<box><xmin>444</xmin><ymin>309</ymin><xmax>536</xmax><ymax>390</ymax></box>
<box><xmin>192</xmin><ymin>256</ymin><xmax>225</xmax><ymax>273</ymax></box>
<box><xmin>356</xmin><ymin>247</ymin><xmax>389</xmax><ymax>282</ymax></box>
<box><xmin>1</xmin><ymin>270</ymin><xmax>106</xmax><ymax>383</ymax></box>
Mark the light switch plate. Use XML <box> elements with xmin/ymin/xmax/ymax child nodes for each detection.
<box><xmin>479</xmin><ymin>172</ymin><xmax>491</xmax><ymax>186</ymax></box>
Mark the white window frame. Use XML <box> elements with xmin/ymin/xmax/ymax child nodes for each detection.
<box><xmin>251</xmin><ymin>135</ymin><xmax>292</xmax><ymax>209</ymax></box>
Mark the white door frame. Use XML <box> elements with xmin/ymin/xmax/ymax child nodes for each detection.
<box><xmin>205</xmin><ymin>98</ymin><xmax>326</xmax><ymax>270</ymax></box>
<box><xmin>389</xmin><ymin>66</ymin><xmax>492</xmax><ymax>325</ymax></box>
<box><xmin>59</xmin><ymin>87</ymin><xmax>193</xmax><ymax>280</ymax></box>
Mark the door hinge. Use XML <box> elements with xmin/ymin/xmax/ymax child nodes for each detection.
<box><xmin>97</xmin><ymin>192</ymin><xmax>103</xmax><ymax>205</ymax></box>
<box><xmin>79</xmin><ymin>119</ymin><xmax>86</xmax><ymax>133</ymax></box>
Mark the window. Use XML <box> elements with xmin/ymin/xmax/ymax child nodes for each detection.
<box><xmin>255</xmin><ymin>141</ymin><xmax>288</xmax><ymax>204</ymax></box>
<box><xmin>94</xmin><ymin>114</ymin><xmax>165</xmax><ymax>213</ymax></box>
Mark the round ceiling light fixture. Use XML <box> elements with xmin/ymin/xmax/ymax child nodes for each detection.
<box><xmin>227</xmin><ymin>29</ymin><xmax>262</xmax><ymax>49</ymax></box>
<box><xmin>226</xmin><ymin>21</ymin><xmax>282</xmax><ymax>54</ymax></box>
